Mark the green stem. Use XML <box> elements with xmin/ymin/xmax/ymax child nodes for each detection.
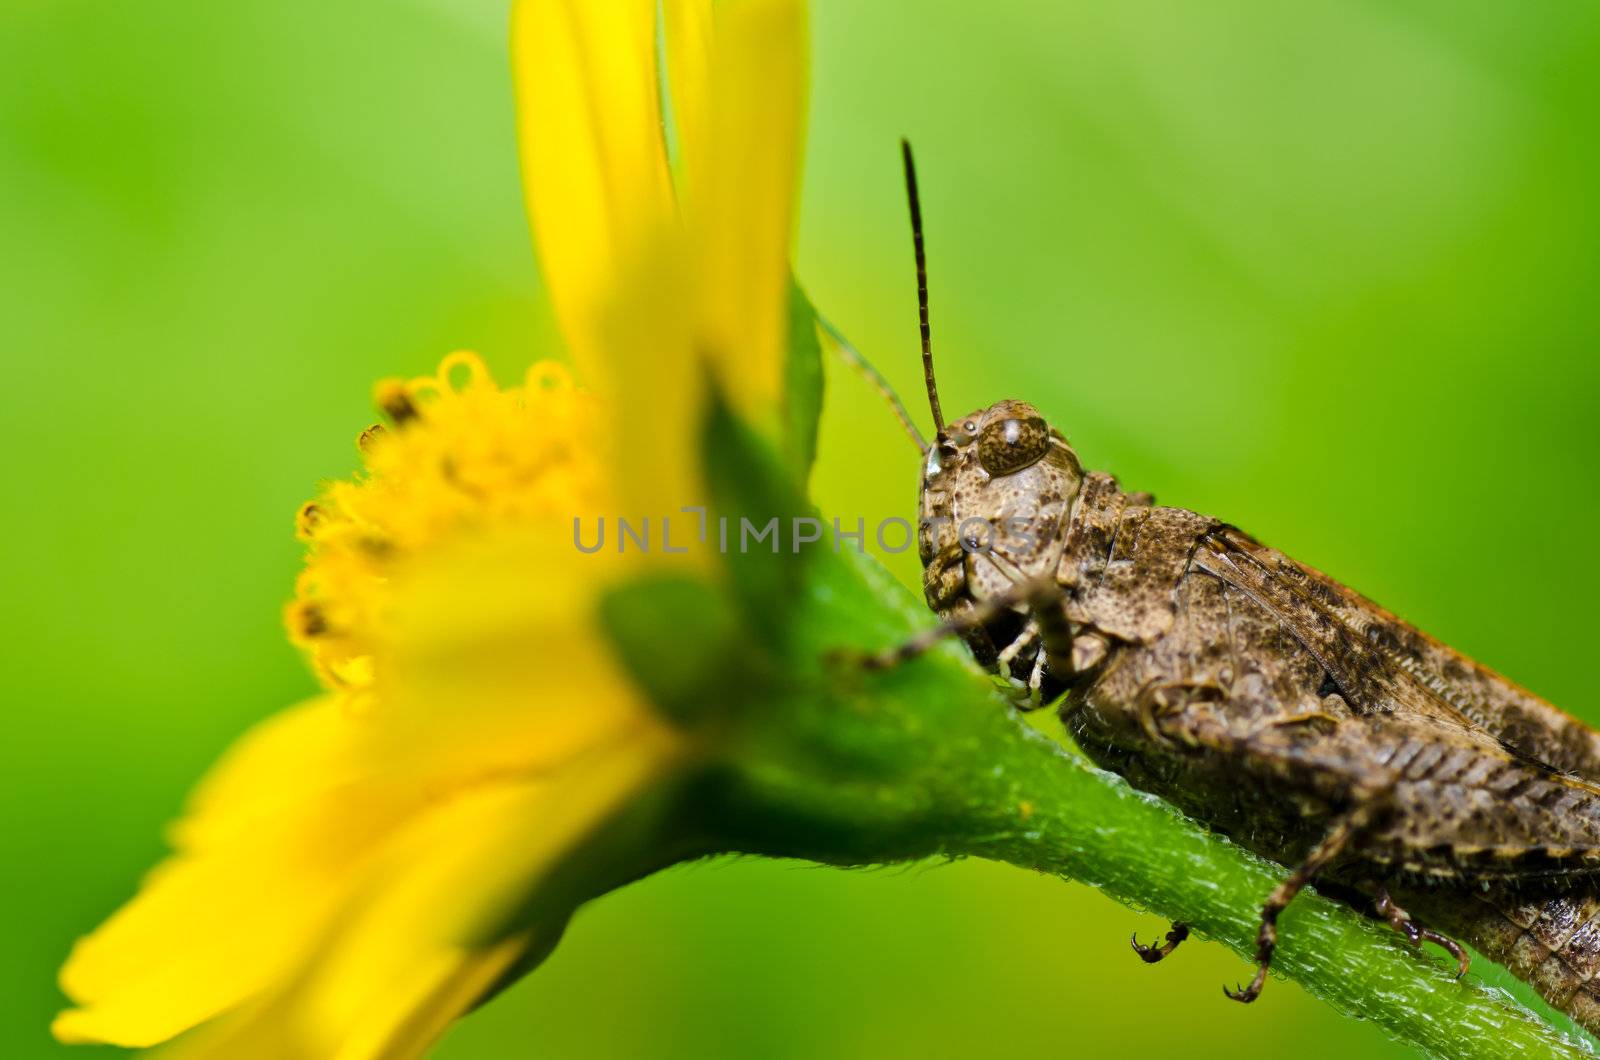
<box><xmin>700</xmin><ymin>546</ymin><xmax>1595</xmax><ymax>1060</ymax></box>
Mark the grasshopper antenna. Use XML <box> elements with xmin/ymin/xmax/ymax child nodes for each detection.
<box><xmin>816</xmin><ymin>313</ymin><xmax>928</xmax><ymax>452</ymax></box>
<box><xmin>901</xmin><ymin>138</ymin><xmax>944</xmax><ymax>434</ymax></box>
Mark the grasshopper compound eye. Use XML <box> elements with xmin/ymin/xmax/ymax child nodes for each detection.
<box><xmin>977</xmin><ymin>415</ymin><xmax>1050</xmax><ymax>476</ymax></box>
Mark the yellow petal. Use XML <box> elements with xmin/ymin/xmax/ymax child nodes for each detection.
<box><xmin>679</xmin><ymin>0</ymin><xmax>808</xmax><ymax>427</ymax></box>
<box><xmin>54</xmin><ymin>698</ymin><xmax>423</xmax><ymax>1047</ymax></box>
<box><xmin>515</xmin><ymin>2</ymin><xmax>810</xmax><ymax>515</ymax></box>
<box><xmin>156</xmin><ymin>936</ymin><xmax>533</xmax><ymax>1060</ymax></box>
<box><xmin>513</xmin><ymin>0</ymin><xmax>705</xmax><ymax>520</ymax></box>
<box><xmin>511</xmin><ymin>0</ymin><xmax>675</xmax><ymax>383</ymax></box>
<box><xmin>152</xmin><ymin>725</ymin><xmax>678</xmax><ymax>1060</ymax></box>
<box><xmin>373</xmin><ymin>524</ymin><xmax>671</xmax><ymax>777</ymax></box>
<box><xmin>661</xmin><ymin>0</ymin><xmax>712</xmax><ymax>190</ymax></box>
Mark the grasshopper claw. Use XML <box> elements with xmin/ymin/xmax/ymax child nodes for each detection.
<box><xmin>1224</xmin><ymin>963</ymin><xmax>1268</xmax><ymax>1004</ymax></box>
<box><xmin>1131</xmin><ymin>922</ymin><xmax>1189</xmax><ymax>964</ymax></box>
<box><xmin>1419</xmin><ymin>928</ymin><xmax>1471</xmax><ymax>979</ymax></box>
<box><xmin>823</xmin><ymin>646</ymin><xmax>901</xmax><ymax>673</ymax></box>
<box><xmin>1374</xmin><ymin>888</ymin><xmax>1470</xmax><ymax>979</ymax></box>
<box><xmin>1224</xmin><ymin>980</ymin><xmax>1261</xmax><ymax>1004</ymax></box>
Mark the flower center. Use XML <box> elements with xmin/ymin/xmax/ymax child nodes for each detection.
<box><xmin>286</xmin><ymin>352</ymin><xmax>607</xmax><ymax>697</ymax></box>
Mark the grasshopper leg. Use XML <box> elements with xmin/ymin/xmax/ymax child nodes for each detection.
<box><xmin>1131</xmin><ymin>921</ymin><xmax>1190</xmax><ymax>964</ymax></box>
<box><xmin>850</xmin><ymin>577</ymin><xmax>1067</xmax><ymax>672</ymax></box>
<box><xmin>1374</xmin><ymin>888</ymin><xmax>1470</xmax><ymax>978</ymax></box>
<box><xmin>1226</xmin><ymin>802</ymin><xmax>1379</xmax><ymax>1003</ymax></box>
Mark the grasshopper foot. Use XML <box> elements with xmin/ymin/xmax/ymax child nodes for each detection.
<box><xmin>1221</xmin><ymin>802</ymin><xmax>1372</xmax><ymax>1007</ymax></box>
<box><xmin>1225</xmin><ymin>909</ymin><xmax>1280</xmax><ymax>1003</ymax></box>
<box><xmin>1131</xmin><ymin>922</ymin><xmax>1189</xmax><ymax>964</ymax></box>
<box><xmin>822</xmin><ymin>645</ymin><xmax>914</xmax><ymax>674</ymax></box>
<box><xmin>1223</xmin><ymin>968</ymin><xmax>1266</xmax><ymax>1004</ymax></box>
<box><xmin>819</xmin><ymin>648</ymin><xmax>871</xmax><ymax>679</ymax></box>
<box><xmin>1375</xmin><ymin>889</ymin><xmax>1470</xmax><ymax>979</ymax></box>
<box><xmin>825</xmin><ymin>623</ymin><xmax>958</xmax><ymax>674</ymax></box>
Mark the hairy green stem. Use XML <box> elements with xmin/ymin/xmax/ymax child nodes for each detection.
<box><xmin>700</xmin><ymin>546</ymin><xmax>1595</xmax><ymax>1060</ymax></box>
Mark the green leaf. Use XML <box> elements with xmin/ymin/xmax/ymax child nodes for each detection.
<box><xmin>599</xmin><ymin>573</ymin><xmax>752</xmax><ymax>728</ymax></box>
<box><xmin>700</xmin><ymin>382</ymin><xmax>812</xmax><ymax>647</ymax></box>
<box><xmin>782</xmin><ymin>278</ymin><xmax>824</xmax><ymax>484</ymax></box>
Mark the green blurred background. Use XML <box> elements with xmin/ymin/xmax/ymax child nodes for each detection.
<box><xmin>4</xmin><ymin>1</ymin><xmax>1599</xmax><ymax>1056</ymax></box>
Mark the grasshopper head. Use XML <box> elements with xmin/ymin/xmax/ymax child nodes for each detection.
<box><xmin>917</xmin><ymin>399</ymin><xmax>1084</xmax><ymax>604</ymax></box>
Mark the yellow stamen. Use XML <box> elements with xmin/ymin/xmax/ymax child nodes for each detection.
<box><xmin>289</xmin><ymin>352</ymin><xmax>609</xmax><ymax>695</ymax></box>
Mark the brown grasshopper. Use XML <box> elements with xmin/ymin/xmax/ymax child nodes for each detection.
<box><xmin>871</xmin><ymin>141</ymin><xmax>1600</xmax><ymax>1032</ymax></box>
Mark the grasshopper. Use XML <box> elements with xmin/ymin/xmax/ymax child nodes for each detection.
<box><xmin>870</xmin><ymin>142</ymin><xmax>1600</xmax><ymax>1031</ymax></box>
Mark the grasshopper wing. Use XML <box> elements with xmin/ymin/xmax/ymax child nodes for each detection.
<box><xmin>1204</xmin><ymin>526</ymin><xmax>1600</xmax><ymax>783</ymax></box>
<box><xmin>1133</xmin><ymin>527</ymin><xmax>1600</xmax><ymax>879</ymax></box>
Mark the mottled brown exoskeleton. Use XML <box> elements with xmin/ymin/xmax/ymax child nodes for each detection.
<box><xmin>876</xmin><ymin>141</ymin><xmax>1600</xmax><ymax>1033</ymax></box>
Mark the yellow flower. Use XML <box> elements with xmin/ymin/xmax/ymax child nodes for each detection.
<box><xmin>53</xmin><ymin>1</ymin><xmax>807</xmax><ymax>1056</ymax></box>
